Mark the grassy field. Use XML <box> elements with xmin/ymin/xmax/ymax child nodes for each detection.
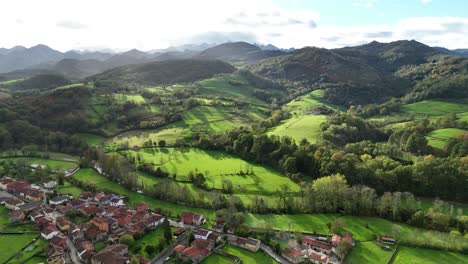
<box><xmin>224</xmin><ymin>245</ymin><xmax>278</xmax><ymax>263</ymax></box>
<box><xmin>0</xmin><ymin>157</ymin><xmax>78</xmax><ymax>171</ymax></box>
<box><xmin>56</xmin><ymin>181</ymin><xmax>85</xmax><ymax>198</ymax></box>
<box><xmin>106</xmin><ymin>123</ymin><xmax>185</xmax><ymax>150</ymax></box>
<box><xmin>393</xmin><ymin>246</ymin><xmax>468</xmax><ymax>264</ymax></box>
<box><xmin>201</xmin><ymin>254</ymin><xmax>234</xmax><ymax>264</ymax></box>
<box><xmin>268</xmin><ymin>89</ymin><xmax>342</xmax><ymax>143</ymax></box>
<box><xmin>244</xmin><ymin>214</ymin><xmax>337</xmax><ymax>234</ymax></box>
<box><xmin>78</xmin><ymin>133</ymin><xmax>107</xmax><ymax>146</ymax></box>
<box><xmin>346</xmin><ymin>241</ymin><xmax>392</xmax><ymax>264</ymax></box>
<box><xmin>426</xmin><ymin>128</ymin><xmax>466</xmax><ymax>149</ymax></box>
<box><xmin>268</xmin><ymin>115</ymin><xmax>327</xmax><ymax>143</ymax></box>
<box><xmin>0</xmin><ymin>234</ymin><xmax>39</xmax><ymax>263</ymax></box>
<box><xmin>121</xmin><ymin>148</ymin><xmax>300</xmax><ymax>194</ymax></box>
<box><xmin>401</xmin><ymin>100</ymin><xmax>468</xmax><ymax>117</ymax></box>
<box><xmin>130</xmin><ymin>227</ymin><xmax>168</xmax><ymax>259</ymax></box>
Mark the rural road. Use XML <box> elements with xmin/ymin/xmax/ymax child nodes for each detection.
<box><xmin>66</xmin><ymin>238</ymin><xmax>82</xmax><ymax>264</ymax></box>
<box><xmin>150</xmin><ymin>233</ymin><xmax>187</xmax><ymax>264</ymax></box>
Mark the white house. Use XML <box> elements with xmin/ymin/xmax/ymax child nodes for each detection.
<box><xmin>49</xmin><ymin>196</ymin><xmax>69</xmax><ymax>206</ymax></box>
<box><xmin>41</xmin><ymin>225</ymin><xmax>60</xmax><ymax>240</ymax></box>
<box><xmin>193</xmin><ymin>228</ymin><xmax>212</xmax><ymax>240</ymax></box>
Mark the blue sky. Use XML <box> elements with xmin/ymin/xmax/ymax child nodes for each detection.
<box><xmin>0</xmin><ymin>0</ymin><xmax>467</xmax><ymax>51</ymax></box>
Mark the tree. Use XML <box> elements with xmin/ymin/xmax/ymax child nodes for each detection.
<box><xmin>312</xmin><ymin>174</ymin><xmax>349</xmax><ymax>212</ymax></box>
<box><xmin>130</xmin><ymin>256</ymin><xmax>139</xmax><ymax>264</ymax></box>
<box><xmin>145</xmin><ymin>245</ymin><xmax>155</xmax><ymax>256</ymax></box>
<box><xmin>119</xmin><ymin>234</ymin><xmax>135</xmax><ymax>246</ymax></box>
<box><xmin>158</xmin><ymin>139</ymin><xmax>167</xmax><ymax>147</ymax></box>
<box><xmin>57</xmin><ymin>173</ymin><xmax>65</xmax><ymax>186</ymax></box>
<box><xmin>336</xmin><ymin>240</ymin><xmax>353</xmax><ymax>258</ymax></box>
<box><xmin>163</xmin><ymin>217</ymin><xmax>172</xmax><ymax>243</ymax></box>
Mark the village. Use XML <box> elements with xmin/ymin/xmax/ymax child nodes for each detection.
<box><xmin>0</xmin><ymin>176</ymin><xmax>400</xmax><ymax>264</ymax></box>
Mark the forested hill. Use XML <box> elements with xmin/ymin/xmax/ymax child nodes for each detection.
<box><xmin>247</xmin><ymin>40</ymin><xmax>468</xmax><ymax>106</ymax></box>
<box><xmin>87</xmin><ymin>59</ymin><xmax>236</xmax><ymax>87</ymax></box>
<box><xmin>198</xmin><ymin>42</ymin><xmax>285</xmax><ymax>62</ymax></box>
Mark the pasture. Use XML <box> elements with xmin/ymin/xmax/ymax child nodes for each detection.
<box><xmin>268</xmin><ymin>115</ymin><xmax>326</xmax><ymax>143</ymax></box>
<box><xmin>120</xmin><ymin>148</ymin><xmax>300</xmax><ymax>194</ymax></box>
<box><xmin>224</xmin><ymin>244</ymin><xmax>278</xmax><ymax>264</ymax></box>
<box><xmin>426</xmin><ymin>128</ymin><xmax>466</xmax><ymax>149</ymax></box>
<box><xmin>346</xmin><ymin>241</ymin><xmax>392</xmax><ymax>264</ymax></box>
<box><xmin>0</xmin><ymin>234</ymin><xmax>39</xmax><ymax>263</ymax></box>
<box><xmin>244</xmin><ymin>214</ymin><xmax>336</xmax><ymax>234</ymax></box>
<box><xmin>401</xmin><ymin>100</ymin><xmax>468</xmax><ymax>117</ymax></box>
<box><xmin>0</xmin><ymin>157</ymin><xmax>78</xmax><ymax>171</ymax></box>
<box><xmin>78</xmin><ymin>133</ymin><xmax>107</xmax><ymax>146</ymax></box>
<box><xmin>393</xmin><ymin>246</ymin><xmax>468</xmax><ymax>264</ymax></box>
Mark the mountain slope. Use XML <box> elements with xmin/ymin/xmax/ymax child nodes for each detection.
<box><xmin>88</xmin><ymin>59</ymin><xmax>236</xmax><ymax>87</ymax></box>
<box><xmin>198</xmin><ymin>42</ymin><xmax>284</xmax><ymax>62</ymax></box>
<box><xmin>248</xmin><ymin>40</ymin><xmax>447</xmax><ymax>105</ymax></box>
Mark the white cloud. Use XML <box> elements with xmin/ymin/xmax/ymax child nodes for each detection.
<box><xmin>421</xmin><ymin>0</ymin><xmax>432</xmax><ymax>4</ymax></box>
<box><xmin>352</xmin><ymin>0</ymin><xmax>377</xmax><ymax>8</ymax></box>
<box><xmin>0</xmin><ymin>0</ymin><xmax>466</xmax><ymax>51</ymax></box>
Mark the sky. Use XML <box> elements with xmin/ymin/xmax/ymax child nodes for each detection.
<box><xmin>1</xmin><ymin>0</ymin><xmax>468</xmax><ymax>51</ymax></box>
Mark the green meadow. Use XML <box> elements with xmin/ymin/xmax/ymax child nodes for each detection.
<box><xmin>346</xmin><ymin>241</ymin><xmax>392</xmax><ymax>264</ymax></box>
<box><xmin>393</xmin><ymin>246</ymin><xmax>468</xmax><ymax>264</ymax></box>
<box><xmin>401</xmin><ymin>100</ymin><xmax>468</xmax><ymax>117</ymax></box>
<box><xmin>426</xmin><ymin>128</ymin><xmax>466</xmax><ymax>149</ymax></box>
<box><xmin>0</xmin><ymin>157</ymin><xmax>78</xmax><ymax>171</ymax></box>
<box><xmin>121</xmin><ymin>148</ymin><xmax>300</xmax><ymax>194</ymax></box>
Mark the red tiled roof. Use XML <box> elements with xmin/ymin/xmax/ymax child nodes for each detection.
<box><xmin>283</xmin><ymin>247</ymin><xmax>303</xmax><ymax>258</ymax></box>
<box><xmin>174</xmin><ymin>244</ymin><xmax>186</xmax><ymax>253</ymax></box>
<box><xmin>303</xmin><ymin>237</ymin><xmax>332</xmax><ymax>250</ymax></box>
<box><xmin>181</xmin><ymin>246</ymin><xmax>209</xmax><ymax>257</ymax></box>
<box><xmin>310</xmin><ymin>252</ymin><xmax>328</xmax><ymax>263</ymax></box>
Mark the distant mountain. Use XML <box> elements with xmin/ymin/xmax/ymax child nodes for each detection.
<box><xmin>148</xmin><ymin>43</ymin><xmax>216</xmax><ymax>53</ymax></box>
<box><xmin>198</xmin><ymin>42</ymin><xmax>285</xmax><ymax>62</ymax></box>
<box><xmin>88</xmin><ymin>59</ymin><xmax>236</xmax><ymax>87</ymax></box>
<box><xmin>248</xmin><ymin>40</ymin><xmax>450</xmax><ymax>105</ymax></box>
<box><xmin>433</xmin><ymin>47</ymin><xmax>468</xmax><ymax>57</ymax></box>
<box><xmin>0</xmin><ymin>44</ymin><xmax>63</xmax><ymax>73</ymax></box>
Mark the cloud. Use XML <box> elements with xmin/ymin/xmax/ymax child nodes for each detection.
<box><xmin>421</xmin><ymin>0</ymin><xmax>432</xmax><ymax>4</ymax></box>
<box><xmin>352</xmin><ymin>0</ymin><xmax>377</xmax><ymax>8</ymax></box>
<box><xmin>178</xmin><ymin>31</ymin><xmax>258</xmax><ymax>45</ymax></box>
<box><xmin>365</xmin><ymin>31</ymin><xmax>393</xmax><ymax>38</ymax></box>
<box><xmin>56</xmin><ymin>20</ymin><xmax>86</xmax><ymax>29</ymax></box>
<box><xmin>15</xmin><ymin>18</ymin><xmax>23</xmax><ymax>24</ymax></box>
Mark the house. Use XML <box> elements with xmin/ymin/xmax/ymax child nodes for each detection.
<box><xmin>143</xmin><ymin>213</ymin><xmax>164</xmax><ymax>229</ymax></box>
<box><xmin>47</xmin><ymin>245</ymin><xmax>66</xmax><ymax>264</ymax></box>
<box><xmin>193</xmin><ymin>228</ymin><xmax>212</xmax><ymax>240</ymax></box>
<box><xmin>135</xmin><ymin>203</ymin><xmax>149</xmax><ymax>212</ymax></box>
<box><xmin>192</xmin><ymin>239</ymin><xmax>215</xmax><ymax>251</ymax></box>
<box><xmin>180</xmin><ymin>211</ymin><xmax>205</xmax><ymax>225</ymax></box>
<box><xmin>4</xmin><ymin>197</ymin><xmax>24</xmax><ymax>210</ymax></box>
<box><xmin>207</xmin><ymin>232</ymin><xmax>221</xmax><ymax>243</ymax></box>
<box><xmin>110</xmin><ymin>197</ymin><xmax>125</xmax><ymax>207</ymax></box>
<box><xmin>180</xmin><ymin>244</ymin><xmax>210</xmax><ymax>262</ymax></box>
<box><xmin>309</xmin><ymin>252</ymin><xmax>329</xmax><ymax>264</ymax></box>
<box><xmin>56</xmin><ymin>204</ymin><xmax>73</xmax><ymax>214</ymax></box>
<box><xmin>42</xmin><ymin>224</ymin><xmax>60</xmax><ymax>240</ymax></box>
<box><xmin>25</xmin><ymin>189</ymin><xmax>45</xmax><ymax>201</ymax></box>
<box><xmin>18</xmin><ymin>201</ymin><xmax>43</xmax><ymax>212</ymax></box>
<box><xmin>79</xmin><ymin>192</ymin><xmax>94</xmax><ymax>200</ymax></box>
<box><xmin>212</xmin><ymin>219</ymin><xmax>225</xmax><ymax>233</ymax></box>
<box><xmin>43</xmin><ymin>180</ymin><xmax>57</xmax><ymax>189</ymax></box>
<box><xmin>303</xmin><ymin>237</ymin><xmax>333</xmax><ymax>254</ymax></box>
<box><xmin>80</xmin><ymin>205</ymin><xmax>100</xmax><ymax>217</ymax></box>
<box><xmin>90</xmin><ymin>217</ymin><xmax>110</xmax><ymax>232</ymax></box>
<box><xmin>7</xmin><ymin>181</ymin><xmax>30</xmax><ymax>193</ymax></box>
<box><xmin>91</xmin><ymin>244</ymin><xmax>129</xmax><ymax>264</ymax></box>
<box><xmin>49</xmin><ymin>196</ymin><xmax>69</xmax><ymax>206</ymax></box>
<box><xmin>49</xmin><ymin>235</ymin><xmax>67</xmax><ymax>248</ymax></box>
<box><xmin>381</xmin><ymin>236</ymin><xmax>396</xmax><ymax>245</ymax></box>
<box><xmin>343</xmin><ymin>232</ymin><xmax>354</xmax><ymax>245</ymax></box>
<box><xmin>29</xmin><ymin>210</ymin><xmax>44</xmax><ymax>222</ymax></box>
<box><xmin>56</xmin><ymin>216</ymin><xmax>71</xmax><ymax>231</ymax></box>
<box><xmin>331</xmin><ymin>234</ymin><xmax>342</xmax><ymax>246</ymax></box>
<box><xmin>0</xmin><ymin>178</ymin><xmax>15</xmax><ymax>190</ymax></box>
<box><xmin>9</xmin><ymin>210</ymin><xmax>25</xmax><ymax>222</ymax></box>
<box><xmin>229</xmin><ymin>237</ymin><xmax>261</xmax><ymax>252</ymax></box>
<box><xmin>85</xmin><ymin>225</ymin><xmax>107</xmax><ymax>242</ymax></box>
<box><xmin>283</xmin><ymin>247</ymin><xmax>304</xmax><ymax>264</ymax></box>
<box><xmin>70</xmin><ymin>199</ymin><xmax>86</xmax><ymax>209</ymax></box>
<box><xmin>77</xmin><ymin>240</ymin><xmax>95</xmax><ymax>259</ymax></box>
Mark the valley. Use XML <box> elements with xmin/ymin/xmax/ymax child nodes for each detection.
<box><xmin>0</xmin><ymin>39</ymin><xmax>467</xmax><ymax>264</ymax></box>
